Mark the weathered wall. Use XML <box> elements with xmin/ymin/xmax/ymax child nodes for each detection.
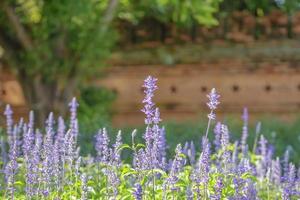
<box><xmin>2</xmin><ymin>43</ymin><xmax>300</xmax><ymax>126</ymax></box>
<box><xmin>97</xmin><ymin>64</ymin><xmax>300</xmax><ymax>126</ymax></box>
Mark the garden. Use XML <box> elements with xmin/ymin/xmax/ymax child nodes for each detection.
<box><xmin>1</xmin><ymin>0</ymin><xmax>300</xmax><ymax>199</ymax></box>
<box><xmin>0</xmin><ymin>76</ymin><xmax>299</xmax><ymax>199</ymax></box>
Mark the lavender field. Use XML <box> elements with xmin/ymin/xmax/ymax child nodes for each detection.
<box><xmin>0</xmin><ymin>76</ymin><xmax>299</xmax><ymax>200</ymax></box>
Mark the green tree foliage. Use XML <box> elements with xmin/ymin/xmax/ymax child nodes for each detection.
<box><xmin>118</xmin><ymin>0</ymin><xmax>222</xmax><ymax>27</ymax></box>
<box><xmin>0</xmin><ymin>0</ymin><xmax>119</xmax><ymax>123</ymax></box>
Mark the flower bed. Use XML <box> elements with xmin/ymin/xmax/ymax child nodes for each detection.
<box><xmin>1</xmin><ymin>76</ymin><xmax>299</xmax><ymax>199</ymax></box>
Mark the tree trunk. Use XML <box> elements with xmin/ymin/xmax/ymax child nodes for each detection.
<box><xmin>18</xmin><ymin>71</ymin><xmax>76</xmax><ymax>127</ymax></box>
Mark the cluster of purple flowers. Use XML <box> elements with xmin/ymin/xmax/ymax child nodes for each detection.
<box><xmin>1</xmin><ymin>75</ymin><xmax>300</xmax><ymax>199</ymax></box>
<box><xmin>1</xmin><ymin>99</ymin><xmax>82</xmax><ymax>199</ymax></box>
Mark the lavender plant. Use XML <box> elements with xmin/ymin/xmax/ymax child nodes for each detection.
<box><xmin>0</xmin><ymin>76</ymin><xmax>299</xmax><ymax>199</ymax></box>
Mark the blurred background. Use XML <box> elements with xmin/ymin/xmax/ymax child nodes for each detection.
<box><xmin>1</xmin><ymin>0</ymin><xmax>300</xmax><ymax>160</ymax></box>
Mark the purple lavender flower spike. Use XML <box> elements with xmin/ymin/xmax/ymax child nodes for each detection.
<box><xmin>69</xmin><ymin>97</ymin><xmax>79</xmax><ymax>136</ymax></box>
<box><xmin>94</xmin><ymin>128</ymin><xmax>110</xmax><ymax>163</ymax></box>
<box><xmin>133</xmin><ymin>183</ymin><xmax>143</xmax><ymax>200</ymax></box>
<box><xmin>111</xmin><ymin>131</ymin><xmax>122</xmax><ymax>166</ymax></box>
<box><xmin>1</xmin><ymin>137</ymin><xmax>8</xmax><ymax>165</ymax></box>
<box><xmin>213</xmin><ymin>122</ymin><xmax>222</xmax><ymax>152</ymax></box>
<box><xmin>104</xmin><ymin>168</ymin><xmax>120</xmax><ymax>198</ymax></box>
<box><xmin>41</xmin><ymin>129</ymin><xmax>55</xmax><ymax>196</ymax></box>
<box><xmin>257</xmin><ymin>135</ymin><xmax>268</xmax><ymax>179</ymax></box>
<box><xmin>133</xmin><ymin>148</ymin><xmax>150</xmax><ymax>171</ymax></box>
<box><xmin>28</xmin><ymin>110</ymin><xmax>34</xmax><ymax>130</ymax></box>
<box><xmin>232</xmin><ymin>141</ymin><xmax>238</xmax><ymax>165</ymax></box>
<box><xmin>186</xmin><ymin>186</ymin><xmax>193</xmax><ymax>200</ymax></box>
<box><xmin>211</xmin><ymin>177</ymin><xmax>223</xmax><ymax>200</ymax></box>
<box><xmin>23</xmin><ymin>126</ymin><xmax>37</xmax><ymax>197</ymax></box>
<box><xmin>29</xmin><ymin>131</ymin><xmax>42</xmax><ymax>196</ymax></box>
<box><xmin>297</xmin><ymin>167</ymin><xmax>300</xmax><ymax>183</ymax></box>
<box><xmin>141</xmin><ymin>76</ymin><xmax>158</xmax><ymax>125</ymax></box>
<box><xmin>69</xmin><ymin>97</ymin><xmax>79</xmax><ymax>122</ymax></box>
<box><xmin>288</xmin><ymin>163</ymin><xmax>296</xmax><ymax>186</ymax></box>
<box><xmin>46</xmin><ymin>112</ymin><xmax>54</xmax><ymax>134</ymax></box>
<box><xmin>241</xmin><ymin>107</ymin><xmax>248</xmax><ymax>155</ymax></box>
<box><xmin>271</xmin><ymin>157</ymin><xmax>281</xmax><ymax>186</ymax></box>
<box><xmin>157</xmin><ymin>126</ymin><xmax>167</xmax><ymax>166</ymax></box>
<box><xmin>191</xmin><ymin>138</ymin><xmax>210</xmax><ymax>186</ymax></box>
<box><xmin>4</xmin><ymin>105</ymin><xmax>13</xmax><ymax>145</ymax></box>
<box><xmin>152</xmin><ymin>107</ymin><xmax>161</xmax><ymax>125</ymax></box>
<box><xmin>242</xmin><ymin>107</ymin><xmax>248</xmax><ymax>122</ymax></box>
<box><xmin>220</xmin><ymin>124</ymin><xmax>231</xmax><ymax>172</ymax></box>
<box><xmin>245</xmin><ymin>180</ymin><xmax>258</xmax><ymax>199</ymax></box>
<box><xmin>282</xmin><ymin>187</ymin><xmax>290</xmax><ymax>200</ymax></box>
<box><xmin>5</xmin><ymin>138</ymin><xmax>18</xmax><ymax>200</ymax></box>
<box><xmin>206</xmin><ymin>88</ymin><xmax>220</xmax><ymax>121</ymax></box>
<box><xmin>55</xmin><ymin>116</ymin><xmax>66</xmax><ymax>156</ymax></box>
<box><xmin>166</xmin><ymin>144</ymin><xmax>184</xmax><ymax>191</ymax></box>
<box><xmin>183</xmin><ymin>142</ymin><xmax>189</xmax><ymax>156</ymax></box>
<box><xmin>81</xmin><ymin>173</ymin><xmax>88</xmax><ymax>200</ymax></box>
<box><xmin>188</xmin><ymin>141</ymin><xmax>196</xmax><ymax>165</ymax></box>
<box><xmin>143</xmin><ymin>126</ymin><xmax>153</xmax><ymax>148</ymax></box>
<box><xmin>220</xmin><ymin>124</ymin><xmax>230</xmax><ymax>148</ymax></box>
<box><xmin>283</xmin><ymin>149</ymin><xmax>290</xmax><ymax>181</ymax></box>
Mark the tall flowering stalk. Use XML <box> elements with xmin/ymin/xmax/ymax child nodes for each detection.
<box><xmin>257</xmin><ymin>135</ymin><xmax>268</xmax><ymax>180</ymax></box>
<box><xmin>220</xmin><ymin>124</ymin><xmax>231</xmax><ymax>173</ymax></box>
<box><xmin>165</xmin><ymin>144</ymin><xmax>184</xmax><ymax>196</ymax></box>
<box><xmin>205</xmin><ymin>88</ymin><xmax>220</xmax><ymax>139</ymax></box>
<box><xmin>4</xmin><ymin>105</ymin><xmax>13</xmax><ymax>147</ymax></box>
<box><xmin>241</xmin><ymin>107</ymin><xmax>248</xmax><ymax>155</ymax></box>
<box><xmin>94</xmin><ymin>128</ymin><xmax>110</xmax><ymax>164</ymax></box>
<box><xmin>191</xmin><ymin>138</ymin><xmax>211</xmax><ymax>199</ymax></box>
<box><xmin>30</xmin><ymin>131</ymin><xmax>42</xmax><ymax>197</ymax></box>
<box><xmin>80</xmin><ymin>173</ymin><xmax>88</xmax><ymax>200</ymax></box>
<box><xmin>213</xmin><ymin>122</ymin><xmax>222</xmax><ymax>152</ymax></box>
<box><xmin>5</xmin><ymin>131</ymin><xmax>18</xmax><ymax>200</ymax></box>
<box><xmin>212</xmin><ymin>177</ymin><xmax>223</xmax><ymax>200</ymax></box>
<box><xmin>69</xmin><ymin>97</ymin><xmax>79</xmax><ymax>138</ymax></box>
<box><xmin>141</xmin><ymin>76</ymin><xmax>160</xmax><ymax>199</ymax></box>
<box><xmin>141</xmin><ymin>76</ymin><xmax>158</xmax><ymax>126</ymax></box>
